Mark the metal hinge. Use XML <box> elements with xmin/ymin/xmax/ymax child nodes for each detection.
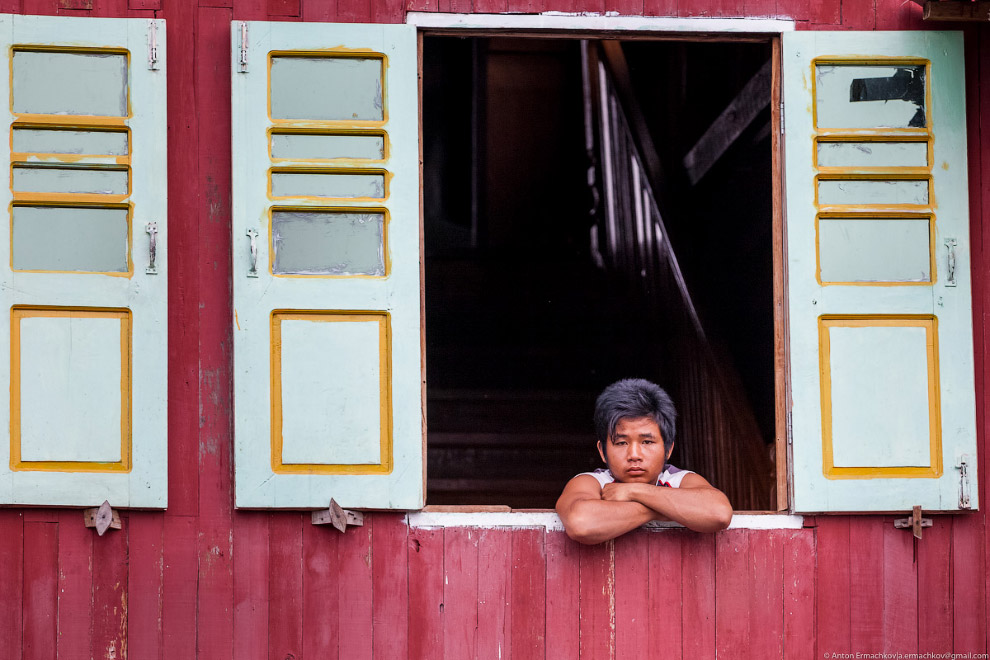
<box><xmin>780</xmin><ymin>101</ymin><xmax>785</xmax><ymax>134</ymax></box>
<box><xmin>238</xmin><ymin>22</ymin><xmax>249</xmax><ymax>73</ymax></box>
<box><xmin>147</xmin><ymin>20</ymin><xmax>159</xmax><ymax>70</ymax></box>
<box><xmin>957</xmin><ymin>454</ymin><xmax>972</xmax><ymax>509</ymax></box>
<box><xmin>786</xmin><ymin>409</ymin><xmax>792</xmax><ymax>445</ymax></box>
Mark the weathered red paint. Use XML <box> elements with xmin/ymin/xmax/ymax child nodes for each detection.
<box><xmin>0</xmin><ymin>1</ymin><xmax>987</xmax><ymax>659</ymax></box>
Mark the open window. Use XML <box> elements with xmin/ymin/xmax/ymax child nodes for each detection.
<box><xmin>231</xmin><ymin>22</ymin><xmax>977</xmax><ymax>515</ymax></box>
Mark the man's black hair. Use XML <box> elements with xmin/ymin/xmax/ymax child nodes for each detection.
<box><xmin>593</xmin><ymin>378</ymin><xmax>677</xmax><ymax>455</ymax></box>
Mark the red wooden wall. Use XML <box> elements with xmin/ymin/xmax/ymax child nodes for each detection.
<box><xmin>0</xmin><ymin>0</ymin><xmax>987</xmax><ymax>658</ymax></box>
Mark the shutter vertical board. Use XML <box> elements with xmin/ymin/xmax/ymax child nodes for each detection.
<box><xmin>0</xmin><ymin>15</ymin><xmax>167</xmax><ymax>508</ymax></box>
<box><xmin>783</xmin><ymin>31</ymin><xmax>976</xmax><ymax>512</ymax></box>
<box><xmin>231</xmin><ymin>22</ymin><xmax>422</xmax><ymax>509</ymax></box>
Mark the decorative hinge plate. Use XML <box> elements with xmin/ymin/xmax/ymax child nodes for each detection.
<box><xmin>238</xmin><ymin>22</ymin><xmax>249</xmax><ymax>73</ymax></box>
<box><xmin>894</xmin><ymin>505</ymin><xmax>931</xmax><ymax>540</ymax></box>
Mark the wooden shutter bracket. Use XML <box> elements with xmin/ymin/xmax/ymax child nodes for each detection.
<box><xmin>893</xmin><ymin>505</ymin><xmax>931</xmax><ymax>540</ymax></box>
<box><xmin>83</xmin><ymin>500</ymin><xmax>122</xmax><ymax>536</ymax></box>
<box><xmin>238</xmin><ymin>22</ymin><xmax>249</xmax><ymax>73</ymax></box>
<box><xmin>311</xmin><ymin>498</ymin><xmax>364</xmax><ymax>533</ymax></box>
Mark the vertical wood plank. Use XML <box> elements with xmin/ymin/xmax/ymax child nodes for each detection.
<box><xmin>545</xmin><ymin>531</ymin><xmax>579</xmax><ymax>660</ymax></box>
<box><xmin>604</xmin><ymin>0</ymin><xmax>642</xmax><ymax>16</ymax></box>
<box><xmin>783</xmin><ymin>529</ymin><xmax>815</xmax><ymax>660</ymax></box>
<box><xmin>165</xmin><ymin>0</ymin><xmax>200</xmax><ymax>520</ymax></box>
<box><xmin>873</xmin><ymin>0</ymin><xmax>923</xmax><ymax>29</ymax></box>
<box><xmin>848</xmin><ymin>518</ymin><xmax>883</xmax><ymax>654</ymax></box>
<box><xmin>715</xmin><ymin>530</ymin><xmax>752</xmax><ymax>658</ymax></box>
<box><xmin>195</xmin><ymin>8</ymin><xmax>236</xmax><ymax>660</ymax></box>
<box><xmin>268</xmin><ymin>514</ymin><xmax>303</xmax><ymax>660</ymax></box>
<box><xmin>336</xmin><ymin>0</ymin><xmax>371</xmax><ymax>22</ymax></box>
<box><xmin>162</xmin><ymin>516</ymin><xmax>198</xmax><ymax>660</ymax></box>
<box><xmin>882</xmin><ymin>519</ymin><xmax>917</xmax><ymax>655</ymax></box>
<box><xmin>579</xmin><ymin>541</ymin><xmax>613</xmax><ymax>660</ymax></box>
<box><xmin>302</xmin><ymin>520</ymin><xmax>338</xmax><ymax>660</ymax></box>
<box><xmin>55</xmin><ymin>511</ymin><xmax>93</xmax><ymax>660</ymax></box>
<box><xmin>92</xmin><ymin>520</ymin><xmax>128</xmax><ymax>660</ymax></box>
<box><xmin>649</xmin><ymin>531</ymin><xmax>683</xmax><ymax>660</ymax></box>
<box><xmin>742</xmin><ymin>0</ymin><xmax>776</xmax><ymax>18</ymax></box>
<box><xmin>128</xmin><ymin>513</ymin><xmax>164</xmax><ymax>660</ymax></box>
<box><xmin>510</xmin><ymin>529</ymin><xmax>546</xmax><ymax>660</ymax></box>
<box><xmin>0</xmin><ymin>511</ymin><xmax>23</xmax><ymax>659</ymax></box>
<box><xmin>233</xmin><ymin>512</ymin><xmax>270</xmax><ymax>660</ymax></box>
<box><xmin>372</xmin><ymin>514</ymin><xmax>409</xmax><ymax>660</ymax></box>
<box><xmin>614</xmin><ymin>532</ymin><xmax>650</xmax><ymax>658</ymax></box>
<box><xmin>840</xmin><ymin>0</ymin><xmax>875</xmax><ymax>29</ymax></box>
<box><xmin>22</xmin><ymin>521</ymin><xmax>57</xmax><ymax>660</ymax></box>
<box><xmin>505</xmin><ymin>0</ymin><xmax>543</xmax><ymax>13</ymax></box>
<box><xmin>443</xmin><ymin>527</ymin><xmax>479</xmax><ymax>660</ymax></box>
<box><xmin>301</xmin><ymin>0</ymin><xmax>337</xmax><ymax>21</ymax></box>
<box><xmin>748</xmin><ymin>530</ymin><xmax>785</xmax><ymax>659</ymax></box>
<box><xmin>951</xmin><ymin>514</ymin><xmax>986</xmax><ymax>653</ymax></box>
<box><xmin>806</xmin><ymin>0</ymin><xmax>838</xmax><ymax>25</ymax></box>
<box><xmin>338</xmin><ymin>519</ymin><xmax>374</xmax><ymax>660</ymax></box>
<box><xmin>405</xmin><ymin>0</ymin><xmax>437</xmax><ymax>14</ymax></box>
<box><xmin>408</xmin><ymin>527</ymin><xmax>444</xmax><ymax>660</ymax></box>
<box><xmin>369</xmin><ymin>0</ymin><xmax>405</xmax><ymax>23</ymax></box>
<box><xmin>477</xmin><ymin>528</ymin><xmax>512</xmax><ymax>660</ymax></box>
<box><xmin>680</xmin><ymin>534</ymin><xmax>715</xmax><ymax>659</ymax></box>
<box><xmin>643</xmin><ymin>0</ymin><xmax>676</xmax><ymax>16</ymax></box>
<box><xmin>816</xmin><ymin>517</ymin><xmax>851</xmax><ymax>656</ymax></box>
<box><xmin>232</xmin><ymin>0</ymin><xmax>268</xmax><ymax>19</ymax></box>
<box><xmin>917</xmin><ymin>518</ymin><xmax>951</xmax><ymax>654</ymax></box>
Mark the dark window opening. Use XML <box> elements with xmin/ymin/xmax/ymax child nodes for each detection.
<box><xmin>423</xmin><ymin>36</ymin><xmax>775</xmax><ymax>510</ymax></box>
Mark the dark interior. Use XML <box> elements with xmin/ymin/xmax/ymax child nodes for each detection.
<box><xmin>423</xmin><ymin>36</ymin><xmax>775</xmax><ymax>510</ymax></box>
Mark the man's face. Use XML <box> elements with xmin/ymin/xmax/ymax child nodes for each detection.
<box><xmin>597</xmin><ymin>416</ymin><xmax>671</xmax><ymax>484</ymax></box>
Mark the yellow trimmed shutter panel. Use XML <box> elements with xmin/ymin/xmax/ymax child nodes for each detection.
<box><xmin>231</xmin><ymin>22</ymin><xmax>423</xmax><ymax>509</ymax></box>
<box><xmin>783</xmin><ymin>31</ymin><xmax>977</xmax><ymax>513</ymax></box>
<box><xmin>0</xmin><ymin>15</ymin><xmax>168</xmax><ymax>508</ymax></box>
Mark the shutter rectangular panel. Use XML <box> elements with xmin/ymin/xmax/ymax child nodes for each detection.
<box><xmin>783</xmin><ymin>31</ymin><xmax>976</xmax><ymax>512</ymax></box>
<box><xmin>232</xmin><ymin>22</ymin><xmax>421</xmax><ymax>509</ymax></box>
<box><xmin>0</xmin><ymin>15</ymin><xmax>167</xmax><ymax>508</ymax></box>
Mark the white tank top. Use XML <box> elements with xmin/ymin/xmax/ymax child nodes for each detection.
<box><xmin>577</xmin><ymin>466</ymin><xmax>693</xmax><ymax>489</ymax></box>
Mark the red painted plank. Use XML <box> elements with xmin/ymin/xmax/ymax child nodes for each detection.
<box><xmin>301</xmin><ymin>0</ymin><xmax>336</xmax><ymax>20</ymax></box>
<box><xmin>233</xmin><ymin>512</ymin><xmax>270</xmax><ymax>660</ymax></box>
<box><xmin>442</xmin><ymin>527</ymin><xmax>479</xmax><ymax>659</ymax></box>
<box><xmin>874</xmin><ymin>0</ymin><xmax>923</xmax><ymax>29</ymax></box>
<box><xmin>848</xmin><ymin>518</ymin><xmax>883</xmax><ymax>655</ymax></box>
<box><xmin>338</xmin><ymin>519</ymin><xmax>374</xmax><ymax>660</ymax></box>
<box><xmin>742</xmin><ymin>0</ymin><xmax>777</xmax><ymax>18</ymax></box>
<box><xmin>840</xmin><ymin>0</ymin><xmax>874</xmax><ymax>29</ymax></box>
<box><xmin>269</xmin><ymin>514</ymin><xmax>303</xmax><ymax>660</ymax></box>
<box><xmin>408</xmin><ymin>527</ymin><xmax>444</xmax><ymax>660</ymax></box>
<box><xmin>715</xmin><ymin>530</ymin><xmax>752</xmax><ymax>658</ymax></box>
<box><xmin>233</xmin><ymin>0</ymin><xmax>268</xmax><ymax>20</ymax></box>
<box><xmin>369</xmin><ymin>0</ymin><xmax>404</xmax><ymax>23</ymax></box>
<box><xmin>56</xmin><ymin>510</ymin><xmax>94</xmax><ymax>660</ymax></box>
<box><xmin>336</xmin><ymin>0</ymin><xmax>371</xmax><ymax>22</ymax></box>
<box><xmin>805</xmin><ymin>0</ymin><xmax>838</xmax><ymax>25</ymax></box>
<box><xmin>882</xmin><ymin>519</ymin><xmax>917</xmax><ymax>655</ymax></box>
<box><xmin>0</xmin><ymin>0</ymin><xmax>21</xmax><ymax>12</ymax></box>
<box><xmin>917</xmin><ymin>518</ymin><xmax>951</xmax><ymax>654</ymax></box>
<box><xmin>92</xmin><ymin>519</ymin><xmax>128</xmax><ymax>660</ymax></box>
<box><xmin>952</xmin><ymin>514</ymin><xmax>986</xmax><ymax>653</ymax></box>
<box><xmin>544</xmin><ymin>531</ymin><xmax>579</xmax><ymax>660</ymax></box>
<box><xmin>195</xmin><ymin>8</ymin><xmax>236</xmax><ymax>660</ymax></box>
<box><xmin>782</xmin><ymin>529</ymin><xmax>815</xmax><ymax>660</ymax></box>
<box><xmin>680</xmin><ymin>534</ymin><xmax>715</xmax><ymax>659</ymax></box>
<box><xmin>472</xmin><ymin>0</ymin><xmax>506</xmax><ymax>12</ymax></box>
<box><xmin>605</xmin><ymin>0</ymin><xmax>642</xmax><ymax>16</ymax></box>
<box><xmin>505</xmin><ymin>0</ymin><xmax>542</xmax><ymax>13</ymax></box>
<box><xmin>748</xmin><ymin>530</ymin><xmax>785</xmax><ymax>659</ymax></box>
<box><xmin>128</xmin><ymin>513</ymin><xmax>164</xmax><ymax>660</ymax></box>
<box><xmin>268</xmin><ymin>0</ymin><xmax>300</xmax><ymax>15</ymax></box>
<box><xmin>162</xmin><ymin>515</ymin><xmax>198</xmax><ymax>660</ymax></box>
<box><xmin>405</xmin><ymin>0</ymin><xmax>437</xmax><ymax>15</ymax></box>
<box><xmin>615</xmin><ymin>531</ymin><xmax>650</xmax><ymax>658</ymax></box>
<box><xmin>510</xmin><ymin>528</ymin><xmax>546</xmax><ymax>660</ymax></box>
<box><xmin>643</xmin><ymin>0</ymin><xmax>676</xmax><ymax>17</ymax></box>
<box><xmin>20</xmin><ymin>0</ymin><xmax>57</xmax><ymax>14</ymax></box>
<box><xmin>372</xmin><ymin>514</ymin><xmax>409</xmax><ymax>660</ymax></box>
<box><xmin>22</xmin><ymin>521</ymin><xmax>57</xmax><ymax>660</ymax></box>
<box><xmin>477</xmin><ymin>528</ymin><xmax>512</xmax><ymax>660</ymax></box>
<box><xmin>302</xmin><ymin>520</ymin><xmax>338</xmax><ymax>659</ymax></box>
<box><xmin>0</xmin><ymin>511</ymin><xmax>23</xmax><ymax>660</ymax></box>
<box><xmin>579</xmin><ymin>541</ymin><xmax>613</xmax><ymax>660</ymax></box>
<box><xmin>164</xmin><ymin>0</ymin><xmax>201</xmax><ymax>519</ymax></box>
<box><xmin>815</xmin><ymin>517</ymin><xmax>851</xmax><ymax>656</ymax></box>
<box><xmin>649</xmin><ymin>531</ymin><xmax>683</xmax><ymax>660</ymax></box>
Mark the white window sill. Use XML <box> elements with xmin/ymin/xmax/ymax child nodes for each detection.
<box><xmin>407</xmin><ymin>510</ymin><xmax>803</xmax><ymax>530</ymax></box>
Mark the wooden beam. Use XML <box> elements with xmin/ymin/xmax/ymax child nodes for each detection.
<box><xmin>923</xmin><ymin>1</ymin><xmax>990</xmax><ymax>21</ymax></box>
<box><xmin>683</xmin><ymin>59</ymin><xmax>771</xmax><ymax>185</ymax></box>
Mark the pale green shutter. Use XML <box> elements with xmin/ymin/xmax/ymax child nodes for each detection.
<box><xmin>0</xmin><ymin>15</ymin><xmax>168</xmax><ymax>508</ymax></box>
<box><xmin>783</xmin><ymin>31</ymin><xmax>976</xmax><ymax>512</ymax></box>
<box><xmin>231</xmin><ymin>21</ymin><xmax>422</xmax><ymax>509</ymax></box>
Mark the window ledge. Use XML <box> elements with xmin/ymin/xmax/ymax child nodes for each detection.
<box><xmin>407</xmin><ymin>509</ymin><xmax>803</xmax><ymax>530</ymax></box>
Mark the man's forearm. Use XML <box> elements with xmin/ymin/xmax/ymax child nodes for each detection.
<box><xmin>559</xmin><ymin>498</ymin><xmax>660</xmax><ymax>545</ymax></box>
<box><xmin>626</xmin><ymin>484</ymin><xmax>732</xmax><ymax>532</ymax></box>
